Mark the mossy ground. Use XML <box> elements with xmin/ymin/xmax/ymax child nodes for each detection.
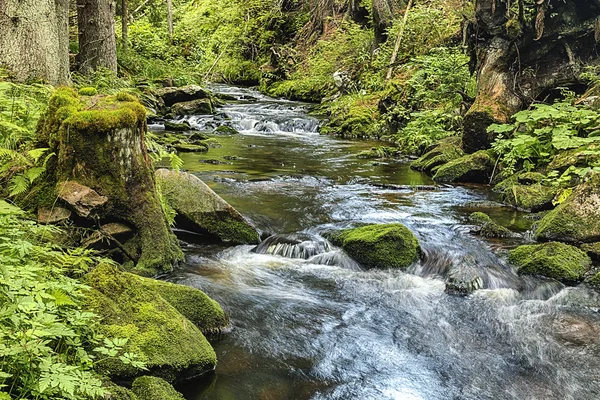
<box><xmin>328</xmin><ymin>223</ymin><xmax>421</xmax><ymax>269</ymax></box>
<box><xmin>84</xmin><ymin>264</ymin><xmax>218</xmax><ymax>382</ymax></box>
<box><xmin>509</xmin><ymin>242</ymin><xmax>592</xmax><ymax>283</ymax></box>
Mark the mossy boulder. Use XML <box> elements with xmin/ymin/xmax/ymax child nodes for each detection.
<box><xmin>156</xmin><ymin>169</ymin><xmax>260</xmax><ymax>244</ymax></box>
<box><xmin>468</xmin><ymin>212</ymin><xmax>512</xmax><ymax>238</ymax></box>
<box><xmin>172</xmin><ymin>99</ymin><xmax>213</xmax><ymax>116</ymax></box>
<box><xmin>496</xmin><ymin>182</ymin><xmax>557</xmax><ymax>212</ymax></box>
<box><xmin>131</xmin><ymin>376</ymin><xmax>185</xmax><ymax>400</ymax></box>
<box><xmin>164</xmin><ymin>120</ymin><xmax>192</xmax><ymax>132</ymax></box>
<box><xmin>517</xmin><ymin>172</ymin><xmax>546</xmax><ymax>185</ymax></box>
<box><xmin>548</xmin><ymin>145</ymin><xmax>600</xmax><ymax>173</ymax></box>
<box><xmin>41</xmin><ymin>89</ymin><xmax>182</xmax><ymax>276</ymax></box>
<box><xmin>411</xmin><ymin>137</ymin><xmax>464</xmax><ymax>174</ymax></box>
<box><xmin>535</xmin><ymin>174</ymin><xmax>600</xmax><ymax>243</ymax></box>
<box><xmin>213</xmin><ymin>125</ymin><xmax>240</xmax><ymax>135</ymax></box>
<box><xmin>581</xmin><ymin>242</ymin><xmax>600</xmax><ymax>261</ymax></box>
<box><xmin>508</xmin><ymin>242</ymin><xmax>592</xmax><ymax>283</ymax></box>
<box><xmin>432</xmin><ymin>150</ymin><xmax>494</xmax><ymax>184</ymax></box>
<box><xmin>173</xmin><ymin>143</ymin><xmax>209</xmax><ymax>153</ymax></box>
<box><xmin>85</xmin><ymin>264</ymin><xmax>220</xmax><ymax>382</ymax></box>
<box><xmin>328</xmin><ymin>223</ymin><xmax>421</xmax><ymax>269</ymax></box>
<box><xmin>104</xmin><ymin>382</ymin><xmax>138</xmax><ymax>400</ymax></box>
<box><xmin>153</xmin><ymin>85</ymin><xmax>210</xmax><ymax>108</ymax></box>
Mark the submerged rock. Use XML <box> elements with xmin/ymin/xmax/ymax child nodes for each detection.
<box><xmin>328</xmin><ymin>223</ymin><xmax>421</xmax><ymax>269</ymax></box>
<box><xmin>254</xmin><ymin>233</ymin><xmax>332</xmax><ymax>259</ymax></box>
<box><xmin>509</xmin><ymin>242</ymin><xmax>592</xmax><ymax>283</ymax></box>
<box><xmin>164</xmin><ymin>120</ymin><xmax>193</xmax><ymax>132</ymax></box>
<box><xmin>213</xmin><ymin>125</ymin><xmax>240</xmax><ymax>135</ymax></box>
<box><xmin>411</xmin><ymin>137</ymin><xmax>463</xmax><ymax>174</ymax></box>
<box><xmin>535</xmin><ymin>174</ymin><xmax>600</xmax><ymax>243</ymax></box>
<box><xmin>445</xmin><ymin>262</ymin><xmax>484</xmax><ymax>296</ymax></box>
<box><xmin>131</xmin><ymin>376</ymin><xmax>185</xmax><ymax>400</ymax></box>
<box><xmin>85</xmin><ymin>264</ymin><xmax>222</xmax><ymax>382</ymax></box>
<box><xmin>468</xmin><ymin>212</ymin><xmax>512</xmax><ymax>238</ymax></box>
<box><xmin>432</xmin><ymin>150</ymin><xmax>493</xmax><ymax>184</ymax></box>
<box><xmin>156</xmin><ymin>169</ymin><xmax>260</xmax><ymax>244</ymax></box>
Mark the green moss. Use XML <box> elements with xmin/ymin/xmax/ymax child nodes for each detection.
<box><xmin>202</xmin><ymin>138</ymin><xmax>222</xmax><ymax>148</ymax></box>
<box><xmin>328</xmin><ymin>223</ymin><xmax>421</xmax><ymax>269</ymax></box>
<box><xmin>535</xmin><ymin>174</ymin><xmax>600</xmax><ymax>243</ymax></box>
<box><xmin>581</xmin><ymin>242</ymin><xmax>600</xmax><ymax>261</ymax></box>
<box><xmin>213</xmin><ymin>125</ymin><xmax>239</xmax><ymax>135</ymax></box>
<box><xmin>138</xmin><ymin>278</ymin><xmax>229</xmax><ymax>334</ymax></box>
<box><xmin>173</xmin><ymin>143</ymin><xmax>209</xmax><ymax>152</ymax></box>
<box><xmin>548</xmin><ymin>145</ymin><xmax>600</xmax><ymax>173</ymax></box>
<box><xmin>84</xmin><ymin>264</ymin><xmax>218</xmax><ymax>382</ymax></box>
<box><xmin>36</xmin><ymin>87</ymin><xmax>81</xmax><ymax>145</ymax></box>
<box><xmin>104</xmin><ymin>382</ymin><xmax>138</xmax><ymax>400</ymax></box>
<box><xmin>164</xmin><ymin>121</ymin><xmax>192</xmax><ymax>131</ymax></box>
<box><xmin>517</xmin><ymin>172</ymin><xmax>545</xmax><ymax>185</ymax></box>
<box><xmin>131</xmin><ymin>376</ymin><xmax>185</xmax><ymax>400</ymax></box>
<box><xmin>468</xmin><ymin>212</ymin><xmax>511</xmax><ymax>238</ymax></box>
<box><xmin>79</xmin><ymin>87</ymin><xmax>98</xmax><ymax>96</ymax></box>
<box><xmin>117</xmin><ymin>91</ymin><xmax>139</xmax><ymax>102</ymax></box>
<box><xmin>64</xmin><ymin>102</ymin><xmax>146</xmax><ymax>135</ymax></box>
<box><xmin>432</xmin><ymin>150</ymin><xmax>493</xmax><ymax>183</ymax></box>
<box><xmin>508</xmin><ymin>242</ymin><xmax>591</xmax><ymax>283</ymax></box>
<box><xmin>497</xmin><ymin>183</ymin><xmax>557</xmax><ymax>212</ymax></box>
<box><xmin>587</xmin><ymin>271</ymin><xmax>600</xmax><ymax>288</ymax></box>
<box><xmin>411</xmin><ymin>138</ymin><xmax>463</xmax><ymax>174</ymax></box>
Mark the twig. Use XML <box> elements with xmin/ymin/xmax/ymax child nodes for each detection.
<box><xmin>386</xmin><ymin>0</ymin><xmax>414</xmax><ymax>81</ymax></box>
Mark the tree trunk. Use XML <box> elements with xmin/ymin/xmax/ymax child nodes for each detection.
<box><xmin>76</xmin><ymin>0</ymin><xmax>118</xmax><ymax>74</ymax></box>
<box><xmin>166</xmin><ymin>0</ymin><xmax>173</xmax><ymax>42</ymax></box>
<box><xmin>121</xmin><ymin>0</ymin><xmax>128</xmax><ymax>51</ymax></box>
<box><xmin>0</xmin><ymin>0</ymin><xmax>70</xmax><ymax>85</ymax></box>
<box><xmin>347</xmin><ymin>0</ymin><xmax>369</xmax><ymax>25</ymax></box>
<box><xmin>464</xmin><ymin>0</ymin><xmax>600</xmax><ymax>153</ymax></box>
<box><xmin>372</xmin><ymin>0</ymin><xmax>405</xmax><ymax>44</ymax></box>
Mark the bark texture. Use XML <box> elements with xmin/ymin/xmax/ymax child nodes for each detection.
<box><xmin>76</xmin><ymin>0</ymin><xmax>118</xmax><ymax>74</ymax></box>
<box><xmin>464</xmin><ymin>0</ymin><xmax>600</xmax><ymax>153</ymax></box>
<box><xmin>0</xmin><ymin>0</ymin><xmax>70</xmax><ymax>84</ymax></box>
<box><xmin>372</xmin><ymin>0</ymin><xmax>406</xmax><ymax>44</ymax></box>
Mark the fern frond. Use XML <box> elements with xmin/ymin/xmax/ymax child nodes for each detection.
<box><xmin>9</xmin><ymin>174</ymin><xmax>30</xmax><ymax>197</ymax></box>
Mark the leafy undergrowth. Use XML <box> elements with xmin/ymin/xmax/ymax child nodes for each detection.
<box><xmin>0</xmin><ymin>201</ymin><xmax>144</xmax><ymax>399</ymax></box>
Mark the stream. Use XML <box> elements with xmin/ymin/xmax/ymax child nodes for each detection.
<box><xmin>154</xmin><ymin>85</ymin><xmax>600</xmax><ymax>400</ymax></box>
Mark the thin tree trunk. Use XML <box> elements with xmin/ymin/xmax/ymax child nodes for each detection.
<box><xmin>386</xmin><ymin>0</ymin><xmax>413</xmax><ymax>81</ymax></box>
<box><xmin>77</xmin><ymin>0</ymin><xmax>118</xmax><ymax>74</ymax></box>
<box><xmin>121</xmin><ymin>0</ymin><xmax>128</xmax><ymax>51</ymax></box>
<box><xmin>167</xmin><ymin>0</ymin><xmax>173</xmax><ymax>42</ymax></box>
<box><xmin>0</xmin><ymin>0</ymin><xmax>70</xmax><ymax>85</ymax></box>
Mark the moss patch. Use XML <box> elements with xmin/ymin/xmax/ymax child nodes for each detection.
<box><xmin>411</xmin><ymin>137</ymin><xmax>463</xmax><ymax>174</ymax></box>
<box><xmin>535</xmin><ymin>174</ymin><xmax>600</xmax><ymax>243</ymax></box>
<box><xmin>509</xmin><ymin>242</ymin><xmax>592</xmax><ymax>283</ymax></box>
<box><xmin>84</xmin><ymin>264</ymin><xmax>218</xmax><ymax>382</ymax></box>
<box><xmin>496</xmin><ymin>182</ymin><xmax>557</xmax><ymax>212</ymax></box>
<box><xmin>213</xmin><ymin>125</ymin><xmax>239</xmax><ymax>135</ymax></box>
<box><xmin>468</xmin><ymin>212</ymin><xmax>511</xmax><ymax>238</ymax></box>
<box><xmin>328</xmin><ymin>223</ymin><xmax>421</xmax><ymax>269</ymax></box>
<box><xmin>131</xmin><ymin>376</ymin><xmax>185</xmax><ymax>400</ymax></box>
<box><xmin>432</xmin><ymin>150</ymin><xmax>493</xmax><ymax>183</ymax></box>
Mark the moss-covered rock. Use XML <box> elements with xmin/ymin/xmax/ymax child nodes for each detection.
<box><xmin>172</xmin><ymin>99</ymin><xmax>213</xmax><ymax>116</ymax></box>
<box><xmin>517</xmin><ymin>172</ymin><xmax>546</xmax><ymax>185</ymax></box>
<box><xmin>85</xmin><ymin>264</ymin><xmax>219</xmax><ymax>382</ymax></box>
<box><xmin>40</xmin><ymin>89</ymin><xmax>182</xmax><ymax>276</ymax></box>
<box><xmin>328</xmin><ymin>223</ymin><xmax>421</xmax><ymax>269</ymax></box>
<box><xmin>79</xmin><ymin>87</ymin><xmax>98</xmax><ymax>96</ymax></box>
<box><xmin>432</xmin><ymin>150</ymin><xmax>494</xmax><ymax>183</ymax></box>
<box><xmin>581</xmin><ymin>242</ymin><xmax>600</xmax><ymax>261</ymax></box>
<box><xmin>164</xmin><ymin>121</ymin><xmax>192</xmax><ymax>132</ymax></box>
<box><xmin>508</xmin><ymin>242</ymin><xmax>592</xmax><ymax>283</ymax></box>
<box><xmin>468</xmin><ymin>212</ymin><xmax>512</xmax><ymax>238</ymax></box>
<box><xmin>131</xmin><ymin>376</ymin><xmax>185</xmax><ymax>400</ymax></box>
<box><xmin>173</xmin><ymin>143</ymin><xmax>209</xmax><ymax>153</ymax></box>
<box><xmin>104</xmin><ymin>381</ymin><xmax>138</xmax><ymax>400</ymax></box>
<box><xmin>156</xmin><ymin>169</ymin><xmax>260</xmax><ymax>244</ymax></box>
<box><xmin>411</xmin><ymin>137</ymin><xmax>463</xmax><ymax>174</ymax></box>
<box><xmin>496</xmin><ymin>182</ymin><xmax>557</xmax><ymax>212</ymax></box>
<box><xmin>213</xmin><ymin>125</ymin><xmax>239</xmax><ymax>135</ymax></box>
<box><xmin>535</xmin><ymin>173</ymin><xmax>600</xmax><ymax>243</ymax></box>
<box><xmin>153</xmin><ymin>85</ymin><xmax>210</xmax><ymax>108</ymax></box>
<box><xmin>548</xmin><ymin>145</ymin><xmax>600</xmax><ymax>173</ymax></box>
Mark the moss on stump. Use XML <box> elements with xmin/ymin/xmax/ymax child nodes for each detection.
<box><xmin>156</xmin><ymin>169</ymin><xmax>260</xmax><ymax>244</ymax></box>
<box><xmin>131</xmin><ymin>376</ymin><xmax>185</xmax><ymax>400</ymax></box>
<box><xmin>535</xmin><ymin>174</ymin><xmax>600</xmax><ymax>243</ymax></box>
<box><xmin>43</xmin><ymin>89</ymin><xmax>182</xmax><ymax>275</ymax></box>
<box><xmin>432</xmin><ymin>150</ymin><xmax>493</xmax><ymax>184</ymax></box>
<box><xmin>85</xmin><ymin>264</ymin><xmax>219</xmax><ymax>382</ymax></box>
<box><xmin>508</xmin><ymin>242</ymin><xmax>592</xmax><ymax>283</ymax></box>
<box><xmin>328</xmin><ymin>223</ymin><xmax>421</xmax><ymax>269</ymax></box>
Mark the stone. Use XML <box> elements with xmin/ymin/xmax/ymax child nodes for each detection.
<box><xmin>155</xmin><ymin>169</ymin><xmax>260</xmax><ymax>244</ymax></box>
<box><xmin>432</xmin><ymin>150</ymin><xmax>494</xmax><ymax>183</ymax></box>
<box><xmin>82</xmin><ymin>222</ymin><xmax>135</xmax><ymax>249</ymax></box>
<box><xmin>445</xmin><ymin>263</ymin><xmax>484</xmax><ymax>296</ymax></box>
<box><xmin>411</xmin><ymin>137</ymin><xmax>464</xmax><ymax>174</ymax></box>
<box><xmin>213</xmin><ymin>125</ymin><xmax>239</xmax><ymax>135</ymax></box>
<box><xmin>172</xmin><ymin>143</ymin><xmax>209</xmax><ymax>153</ymax></box>
<box><xmin>164</xmin><ymin>120</ymin><xmax>192</xmax><ymax>132</ymax></box>
<box><xmin>56</xmin><ymin>181</ymin><xmax>108</xmax><ymax>218</ymax></box>
<box><xmin>509</xmin><ymin>242</ymin><xmax>592</xmax><ymax>283</ymax></box>
<box><xmin>327</xmin><ymin>223</ymin><xmax>421</xmax><ymax>269</ymax></box>
<box><xmin>171</xmin><ymin>99</ymin><xmax>213</xmax><ymax>116</ymax></box>
<box><xmin>468</xmin><ymin>212</ymin><xmax>512</xmax><ymax>238</ymax></box>
<box><xmin>535</xmin><ymin>174</ymin><xmax>600</xmax><ymax>243</ymax></box>
<box><xmin>153</xmin><ymin>85</ymin><xmax>209</xmax><ymax>107</ymax></box>
<box><xmin>131</xmin><ymin>376</ymin><xmax>185</xmax><ymax>400</ymax></box>
<box><xmin>37</xmin><ymin>206</ymin><xmax>71</xmax><ymax>224</ymax></box>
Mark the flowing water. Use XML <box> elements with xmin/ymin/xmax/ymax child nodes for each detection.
<box><xmin>155</xmin><ymin>85</ymin><xmax>600</xmax><ymax>400</ymax></box>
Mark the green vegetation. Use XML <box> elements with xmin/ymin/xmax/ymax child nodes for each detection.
<box><xmin>509</xmin><ymin>242</ymin><xmax>592</xmax><ymax>283</ymax></box>
<box><xmin>131</xmin><ymin>376</ymin><xmax>185</xmax><ymax>400</ymax></box>
<box><xmin>328</xmin><ymin>223</ymin><xmax>421</xmax><ymax>269</ymax></box>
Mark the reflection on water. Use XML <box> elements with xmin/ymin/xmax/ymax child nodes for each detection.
<box><xmin>167</xmin><ymin>86</ymin><xmax>600</xmax><ymax>400</ymax></box>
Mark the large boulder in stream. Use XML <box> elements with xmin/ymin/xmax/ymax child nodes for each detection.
<box><xmin>535</xmin><ymin>174</ymin><xmax>600</xmax><ymax>243</ymax></box>
<box><xmin>85</xmin><ymin>264</ymin><xmax>227</xmax><ymax>382</ymax></box>
<box><xmin>153</xmin><ymin>85</ymin><xmax>210</xmax><ymax>108</ymax></box>
<box><xmin>156</xmin><ymin>169</ymin><xmax>260</xmax><ymax>244</ymax></box>
<box><xmin>328</xmin><ymin>223</ymin><xmax>421</xmax><ymax>269</ymax></box>
<box><xmin>411</xmin><ymin>137</ymin><xmax>463</xmax><ymax>175</ymax></box>
<box><xmin>509</xmin><ymin>242</ymin><xmax>591</xmax><ymax>284</ymax></box>
<box><xmin>131</xmin><ymin>376</ymin><xmax>185</xmax><ymax>400</ymax></box>
<box><xmin>432</xmin><ymin>150</ymin><xmax>494</xmax><ymax>184</ymax></box>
